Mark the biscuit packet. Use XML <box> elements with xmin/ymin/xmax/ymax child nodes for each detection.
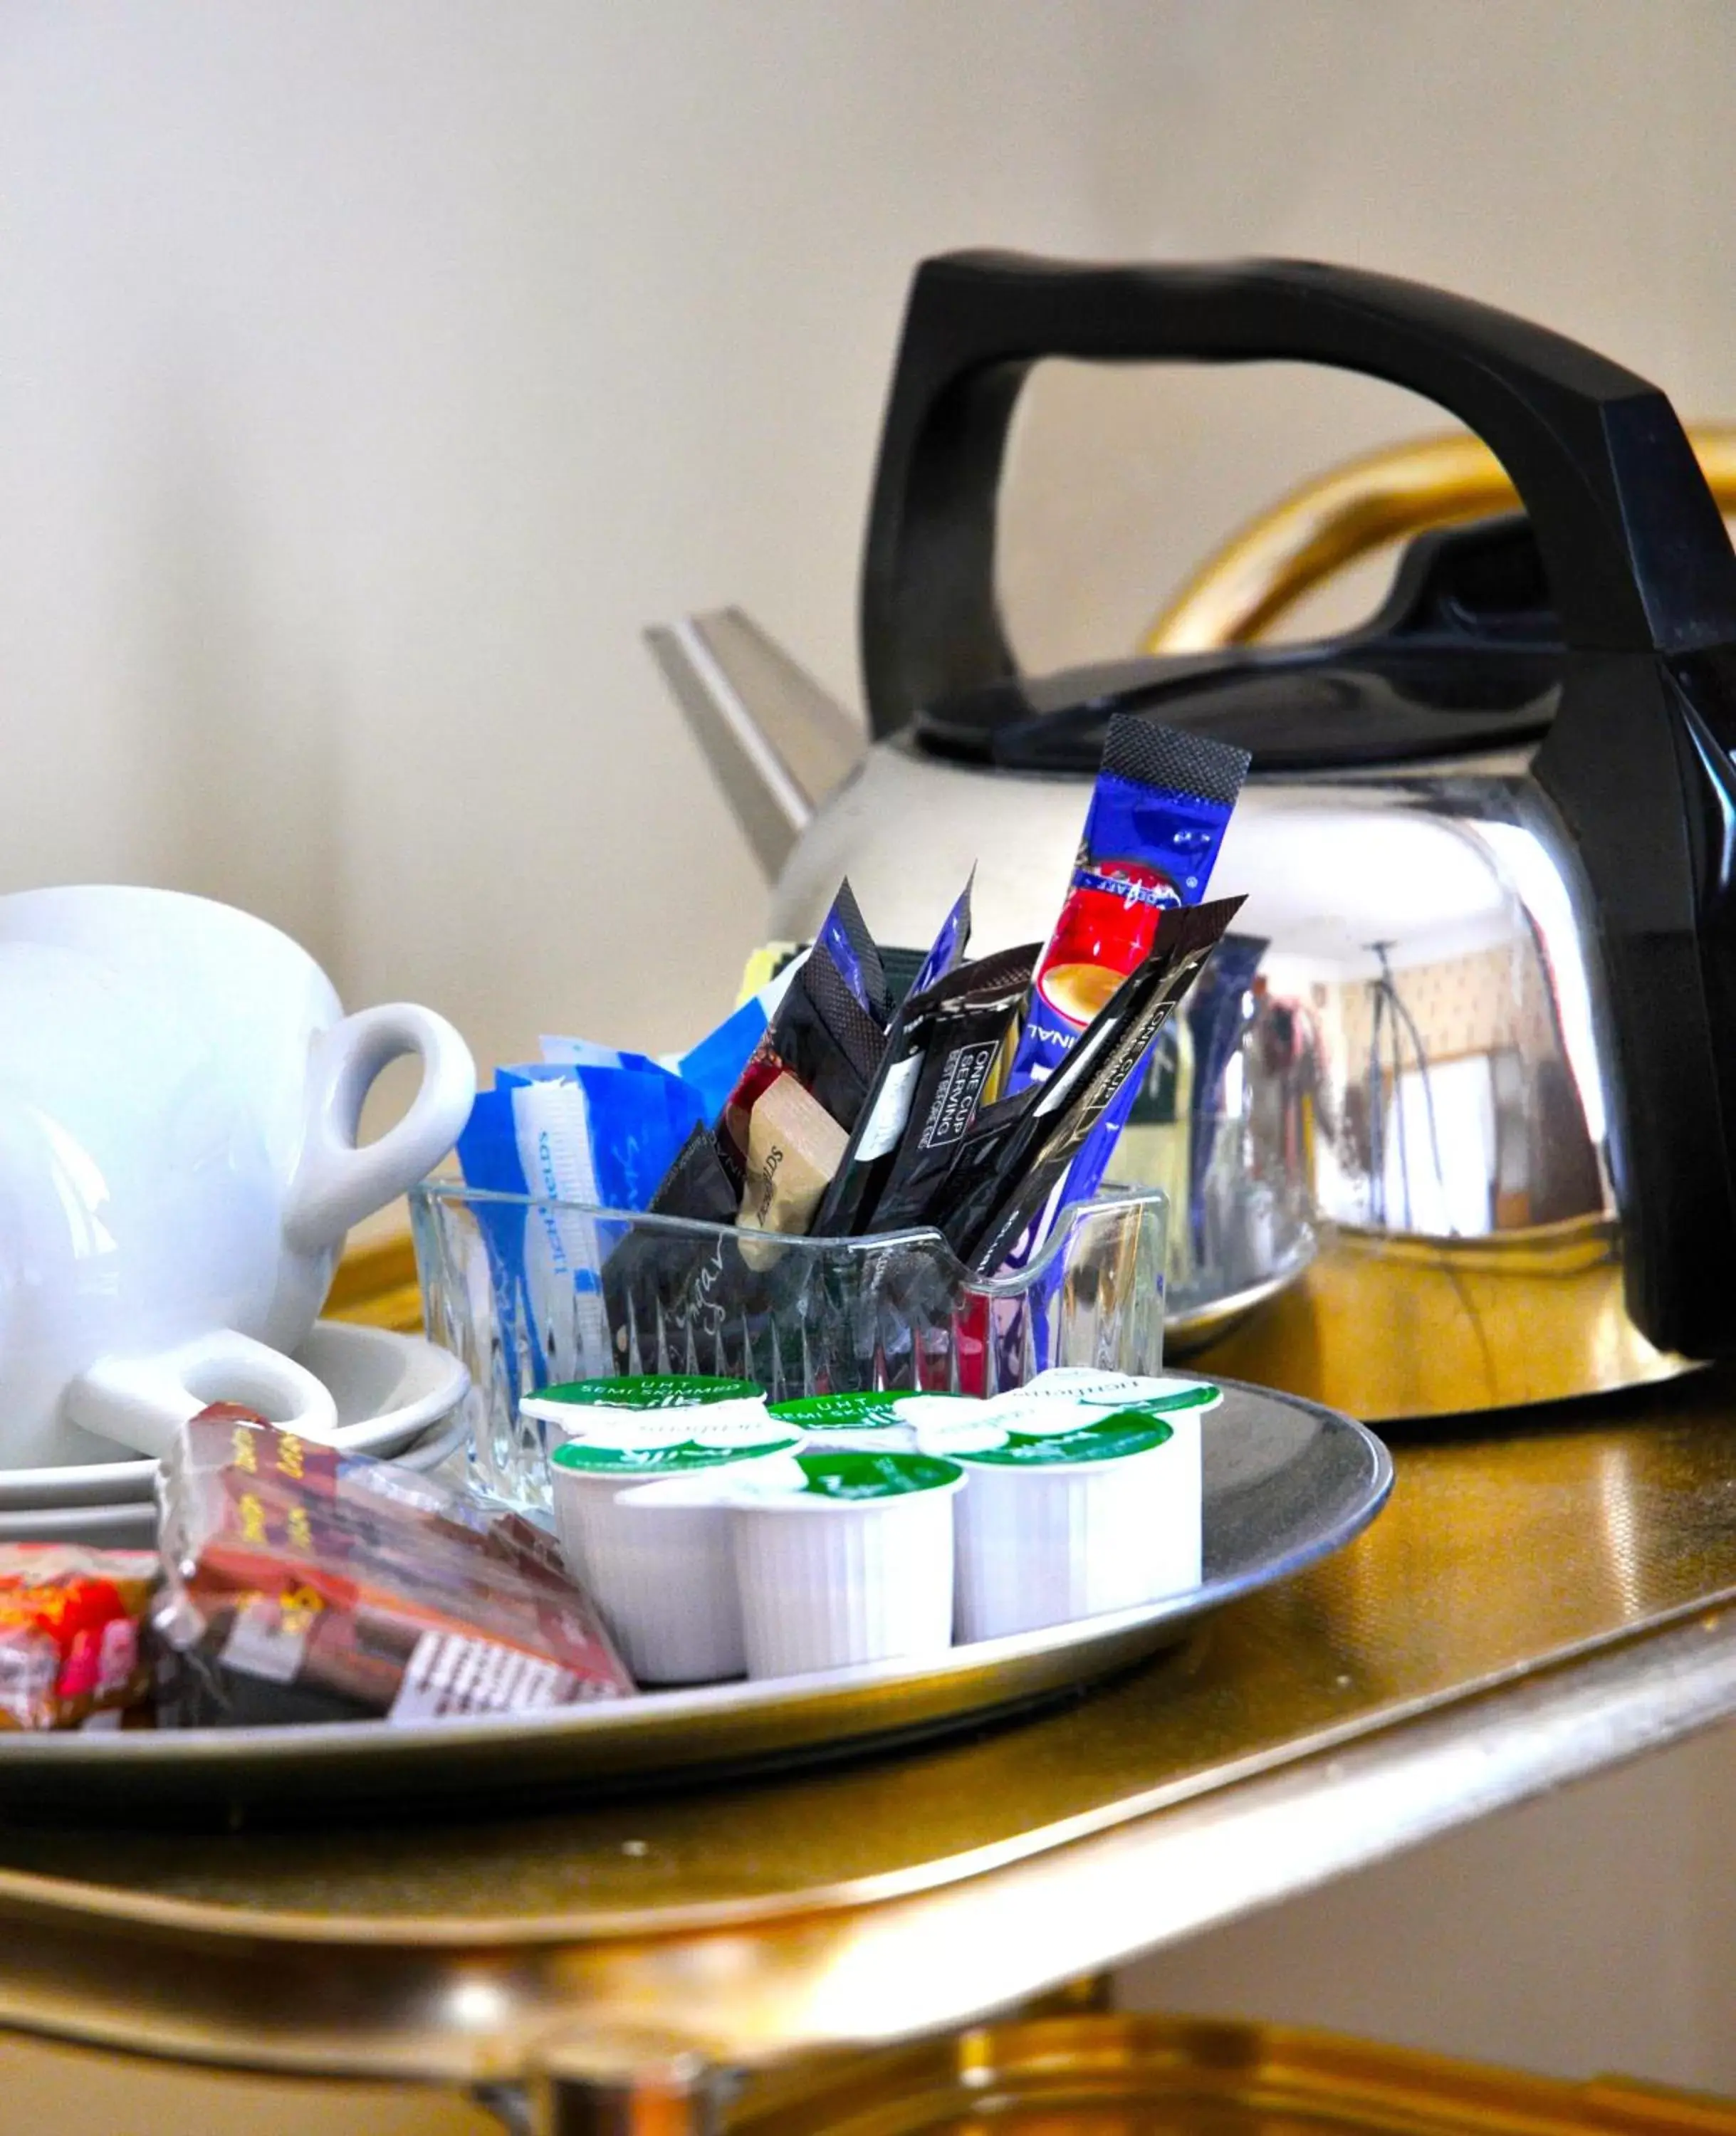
<box><xmin>154</xmin><ymin>1407</ymin><xmax>635</xmax><ymax>1727</ymax></box>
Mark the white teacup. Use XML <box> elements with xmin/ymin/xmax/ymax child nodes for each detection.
<box><xmin>0</xmin><ymin>887</ymin><xmax>476</xmax><ymax>1467</ymax></box>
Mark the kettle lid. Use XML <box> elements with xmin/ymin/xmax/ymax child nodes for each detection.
<box><xmin>912</xmin><ymin>514</ymin><xmax>1562</xmax><ymax>774</ymax></box>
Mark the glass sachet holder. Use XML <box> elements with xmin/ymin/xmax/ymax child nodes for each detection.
<box><xmin>409</xmin><ymin>1185</ymin><xmax>1168</xmax><ymax>1511</ymax></box>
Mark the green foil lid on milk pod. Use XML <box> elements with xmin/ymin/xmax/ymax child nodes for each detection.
<box><xmin>1018</xmin><ymin>1368</ymin><xmax>1222</xmax><ymax>1415</ymax></box>
<box><xmin>768</xmin><ymin>1388</ymin><xmax>981</xmax><ymax>1452</ymax></box>
<box><xmin>549</xmin><ymin>1427</ymin><xmax>800</xmax><ymax>1477</ymax></box>
<box><xmin>951</xmin><ymin>1410</ymin><xmax>1176</xmax><ymax>1468</ymax></box>
<box><xmin>783</xmin><ymin>1449</ymin><xmax>965</xmax><ymax>1500</ymax></box>
<box><xmin>521</xmin><ymin>1372</ymin><xmax>770</xmax><ymax>1440</ymax></box>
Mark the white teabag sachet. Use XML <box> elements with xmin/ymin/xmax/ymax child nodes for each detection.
<box><xmin>508</xmin><ymin>1077</ymin><xmax>612</xmax><ymax>1381</ymax></box>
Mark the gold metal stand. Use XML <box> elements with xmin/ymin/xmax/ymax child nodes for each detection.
<box><xmin>1142</xmin><ymin>425</ymin><xmax>1736</xmax><ymax>653</ymax></box>
<box><xmin>4</xmin><ymin>1373</ymin><xmax>1736</xmax><ymax>2120</ymax></box>
<box><xmin>723</xmin><ymin>2014</ymin><xmax>1736</xmax><ymax>2136</ymax></box>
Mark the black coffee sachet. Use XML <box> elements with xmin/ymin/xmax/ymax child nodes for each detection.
<box><xmin>602</xmin><ymin>1123</ymin><xmax>740</xmax><ymax>1364</ymax></box>
<box><xmin>835</xmin><ymin>943</ymin><xmax>1040</xmax><ymax>1238</ymax></box>
<box><xmin>770</xmin><ymin>939</ymin><xmax>887</xmax><ymax>1132</ymax></box>
<box><xmin>818</xmin><ymin>877</ymin><xmax>891</xmax><ymax>1025</ymax></box>
<box><xmin>931</xmin><ymin>896</ymin><xmax>1245</xmax><ymax>1273</ymax></box>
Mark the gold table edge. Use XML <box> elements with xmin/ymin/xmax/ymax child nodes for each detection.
<box><xmin>0</xmin><ymin>1599</ymin><xmax>1733</xmax><ymax>2085</ymax></box>
<box><xmin>0</xmin><ymin>1577</ymin><xmax>1727</xmax><ymax>1951</ymax></box>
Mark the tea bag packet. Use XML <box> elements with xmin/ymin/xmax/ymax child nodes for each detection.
<box><xmin>713</xmin><ymin>881</ymin><xmax>891</xmax><ymax>1182</ymax></box>
<box><xmin>929</xmin><ymin>896</ymin><xmax>1245</xmax><ymax>1272</ymax></box>
<box><xmin>763</xmin><ymin>940</ymin><xmax>887</xmax><ymax>1134</ymax></box>
<box><xmin>736</xmin><ymin>1071</ymin><xmax>850</xmax><ymax>1266</ymax></box>
<box><xmin>865</xmin><ymin>868</ymin><xmax>974</xmax><ymax>1025</ymax></box>
<box><xmin>896</xmin><ymin>868</ymin><xmax>974</xmax><ymax>999</ymax></box>
<box><xmin>808</xmin><ymin>879</ymin><xmax>1000</xmax><ymax>1235</ymax></box>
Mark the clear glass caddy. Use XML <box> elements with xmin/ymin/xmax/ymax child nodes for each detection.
<box><xmin>409</xmin><ymin>1185</ymin><xmax>1167</xmax><ymax>1510</ymax></box>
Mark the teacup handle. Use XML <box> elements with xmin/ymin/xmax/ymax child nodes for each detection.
<box><xmin>66</xmin><ymin>1329</ymin><xmax>340</xmax><ymax>1460</ymax></box>
<box><xmin>283</xmin><ymin>1002</ymin><xmax>476</xmax><ymax>1254</ymax></box>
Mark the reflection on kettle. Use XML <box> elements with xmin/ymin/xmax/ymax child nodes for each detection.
<box><xmin>652</xmin><ymin>252</ymin><xmax>1736</xmax><ymax>1424</ymax></box>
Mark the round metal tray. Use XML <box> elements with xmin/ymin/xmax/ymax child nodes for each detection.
<box><xmin>0</xmin><ymin>1378</ymin><xmax>1391</xmax><ymax>1820</ymax></box>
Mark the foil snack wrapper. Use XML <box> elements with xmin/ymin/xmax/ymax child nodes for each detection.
<box><xmin>0</xmin><ymin>1544</ymin><xmax>157</xmax><ymax>1732</ymax></box>
<box><xmin>1003</xmin><ymin>714</ymin><xmax>1249</xmax><ymax>1251</ymax></box>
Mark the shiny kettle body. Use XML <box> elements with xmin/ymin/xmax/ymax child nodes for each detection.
<box><xmin>662</xmin><ymin>253</ymin><xmax>1736</xmax><ymax>1421</ymax></box>
<box><xmin>766</xmin><ymin>732</ymin><xmax>1655</xmax><ymax>1419</ymax></box>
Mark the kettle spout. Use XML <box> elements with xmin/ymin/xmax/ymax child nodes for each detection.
<box><xmin>645</xmin><ymin>608</ymin><xmax>866</xmax><ymax>879</ymax></box>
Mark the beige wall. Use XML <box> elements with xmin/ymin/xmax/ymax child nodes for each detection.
<box><xmin>5</xmin><ymin>1</ymin><xmax>1736</xmax><ymax>2124</ymax></box>
<box><xmin>9</xmin><ymin>1</ymin><xmax>1736</xmax><ymax>1068</ymax></box>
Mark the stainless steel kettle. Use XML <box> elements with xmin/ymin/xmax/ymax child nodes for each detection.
<box><xmin>655</xmin><ymin>252</ymin><xmax>1736</xmax><ymax>1423</ymax></box>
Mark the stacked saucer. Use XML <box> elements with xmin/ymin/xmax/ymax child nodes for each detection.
<box><xmin>0</xmin><ymin>1321</ymin><xmax>471</xmax><ymax>1549</ymax></box>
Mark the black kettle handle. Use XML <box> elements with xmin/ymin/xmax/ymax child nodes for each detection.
<box><xmin>860</xmin><ymin>250</ymin><xmax>1736</xmax><ymax>737</ymax></box>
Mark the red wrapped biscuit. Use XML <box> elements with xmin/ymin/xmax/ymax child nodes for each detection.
<box><xmin>0</xmin><ymin>1544</ymin><xmax>157</xmax><ymax>1731</ymax></box>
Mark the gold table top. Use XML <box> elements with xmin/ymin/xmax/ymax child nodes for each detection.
<box><xmin>4</xmin><ymin>1371</ymin><xmax>1736</xmax><ymax>2087</ymax></box>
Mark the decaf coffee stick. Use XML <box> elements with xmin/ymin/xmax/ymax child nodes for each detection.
<box><xmin>934</xmin><ymin>895</ymin><xmax>1245</xmax><ymax>1273</ymax></box>
<box><xmin>839</xmin><ymin>942</ymin><xmax>1041</xmax><ymax>1238</ymax></box>
<box><xmin>711</xmin><ymin>879</ymin><xmax>886</xmax><ymax>1176</ymax></box>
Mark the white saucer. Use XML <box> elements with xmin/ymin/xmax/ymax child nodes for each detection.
<box><xmin>0</xmin><ymin>1322</ymin><xmax>471</xmax><ymax>1512</ymax></box>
